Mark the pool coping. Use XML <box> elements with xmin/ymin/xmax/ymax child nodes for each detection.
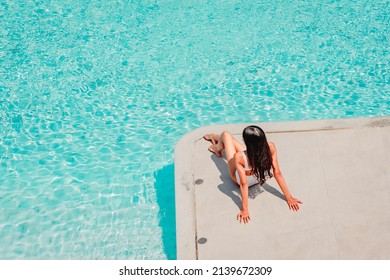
<box><xmin>174</xmin><ymin>116</ymin><xmax>390</xmax><ymax>259</ymax></box>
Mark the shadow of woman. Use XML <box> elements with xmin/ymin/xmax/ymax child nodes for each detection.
<box><xmin>210</xmin><ymin>154</ymin><xmax>286</xmax><ymax>210</ymax></box>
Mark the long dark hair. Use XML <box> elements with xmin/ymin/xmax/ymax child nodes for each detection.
<box><xmin>242</xmin><ymin>125</ymin><xmax>273</xmax><ymax>183</ymax></box>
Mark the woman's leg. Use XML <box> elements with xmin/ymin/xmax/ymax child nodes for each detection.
<box><xmin>206</xmin><ymin>131</ymin><xmax>244</xmax><ymax>182</ymax></box>
<box><xmin>211</xmin><ymin>132</ymin><xmax>243</xmax><ymax>159</ymax></box>
<box><xmin>204</xmin><ymin>132</ymin><xmax>243</xmax><ymax>158</ymax></box>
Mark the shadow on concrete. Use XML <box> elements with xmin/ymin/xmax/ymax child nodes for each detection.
<box><xmin>209</xmin><ymin>154</ymin><xmax>239</xmax><ymax>207</ymax></box>
<box><xmin>262</xmin><ymin>183</ymin><xmax>286</xmax><ymax>202</ymax></box>
<box><xmin>211</xmin><ymin>154</ymin><xmax>286</xmax><ymax>209</ymax></box>
<box><xmin>154</xmin><ymin>163</ymin><xmax>177</xmax><ymax>260</ymax></box>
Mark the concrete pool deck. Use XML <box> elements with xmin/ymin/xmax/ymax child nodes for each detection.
<box><xmin>174</xmin><ymin>117</ymin><xmax>390</xmax><ymax>260</ymax></box>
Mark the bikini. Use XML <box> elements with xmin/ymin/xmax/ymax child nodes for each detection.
<box><xmin>235</xmin><ymin>151</ymin><xmax>260</xmax><ymax>186</ymax></box>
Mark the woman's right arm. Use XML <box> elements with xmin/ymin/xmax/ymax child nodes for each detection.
<box><xmin>234</xmin><ymin>153</ymin><xmax>251</xmax><ymax>224</ymax></box>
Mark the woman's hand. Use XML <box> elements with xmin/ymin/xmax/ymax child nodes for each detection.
<box><xmin>237</xmin><ymin>210</ymin><xmax>251</xmax><ymax>224</ymax></box>
<box><xmin>287</xmin><ymin>197</ymin><xmax>303</xmax><ymax>211</ymax></box>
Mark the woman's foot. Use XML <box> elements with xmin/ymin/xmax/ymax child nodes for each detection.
<box><xmin>208</xmin><ymin>144</ymin><xmax>223</xmax><ymax>157</ymax></box>
<box><xmin>203</xmin><ymin>134</ymin><xmax>218</xmax><ymax>145</ymax></box>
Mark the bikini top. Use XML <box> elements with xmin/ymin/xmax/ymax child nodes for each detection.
<box><xmin>241</xmin><ymin>151</ymin><xmax>271</xmax><ymax>181</ymax></box>
<box><xmin>241</xmin><ymin>151</ymin><xmax>252</xmax><ymax>172</ymax></box>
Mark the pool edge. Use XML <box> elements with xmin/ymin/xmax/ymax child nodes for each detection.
<box><xmin>174</xmin><ymin>116</ymin><xmax>390</xmax><ymax>260</ymax></box>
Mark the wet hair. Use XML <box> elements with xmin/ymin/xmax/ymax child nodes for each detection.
<box><xmin>242</xmin><ymin>125</ymin><xmax>273</xmax><ymax>183</ymax></box>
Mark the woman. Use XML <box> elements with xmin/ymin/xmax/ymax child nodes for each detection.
<box><xmin>204</xmin><ymin>125</ymin><xmax>302</xmax><ymax>224</ymax></box>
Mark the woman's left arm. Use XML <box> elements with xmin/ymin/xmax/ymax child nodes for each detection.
<box><xmin>269</xmin><ymin>142</ymin><xmax>303</xmax><ymax>211</ymax></box>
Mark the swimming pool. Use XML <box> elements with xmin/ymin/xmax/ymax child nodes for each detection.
<box><xmin>0</xmin><ymin>0</ymin><xmax>389</xmax><ymax>259</ymax></box>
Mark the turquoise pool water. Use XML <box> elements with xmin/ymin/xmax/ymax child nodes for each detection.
<box><xmin>0</xmin><ymin>0</ymin><xmax>389</xmax><ymax>259</ymax></box>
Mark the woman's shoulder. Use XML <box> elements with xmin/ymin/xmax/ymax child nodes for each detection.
<box><xmin>268</xmin><ymin>141</ymin><xmax>275</xmax><ymax>148</ymax></box>
<box><xmin>233</xmin><ymin>151</ymin><xmax>245</xmax><ymax>164</ymax></box>
<box><xmin>233</xmin><ymin>150</ymin><xmax>244</xmax><ymax>159</ymax></box>
<box><xmin>268</xmin><ymin>141</ymin><xmax>276</xmax><ymax>153</ymax></box>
